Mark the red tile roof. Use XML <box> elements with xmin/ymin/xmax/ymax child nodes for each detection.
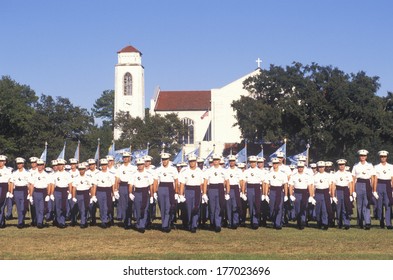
<box><xmin>117</xmin><ymin>45</ymin><xmax>142</xmax><ymax>54</ymax></box>
<box><xmin>155</xmin><ymin>90</ymin><xmax>211</xmax><ymax>111</ymax></box>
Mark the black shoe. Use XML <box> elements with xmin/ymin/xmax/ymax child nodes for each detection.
<box><xmin>162</xmin><ymin>227</ymin><xmax>171</xmax><ymax>233</ymax></box>
<box><xmin>80</xmin><ymin>224</ymin><xmax>88</xmax><ymax>229</ymax></box>
<box><xmin>275</xmin><ymin>226</ymin><xmax>282</xmax><ymax>230</ymax></box>
<box><xmin>124</xmin><ymin>225</ymin><xmax>132</xmax><ymax>230</ymax></box>
<box><xmin>214</xmin><ymin>226</ymin><xmax>221</xmax><ymax>233</ymax></box>
<box><xmin>322</xmin><ymin>225</ymin><xmax>328</xmax><ymax>230</ymax></box>
<box><xmin>251</xmin><ymin>224</ymin><xmax>259</xmax><ymax>230</ymax></box>
<box><xmin>231</xmin><ymin>225</ymin><xmax>238</xmax><ymax>230</ymax></box>
<box><xmin>37</xmin><ymin>223</ymin><xmax>44</xmax><ymax>229</ymax></box>
<box><xmin>298</xmin><ymin>225</ymin><xmax>304</xmax><ymax>230</ymax></box>
<box><xmin>100</xmin><ymin>223</ymin><xmax>108</xmax><ymax>229</ymax></box>
<box><xmin>90</xmin><ymin>221</ymin><xmax>96</xmax><ymax>226</ymax></box>
<box><xmin>0</xmin><ymin>223</ymin><xmax>5</xmax><ymax>229</ymax></box>
<box><xmin>344</xmin><ymin>225</ymin><xmax>350</xmax><ymax>230</ymax></box>
<box><xmin>365</xmin><ymin>224</ymin><xmax>371</xmax><ymax>230</ymax></box>
<box><xmin>58</xmin><ymin>224</ymin><xmax>67</xmax><ymax>229</ymax></box>
<box><xmin>69</xmin><ymin>222</ymin><xmax>76</xmax><ymax>227</ymax></box>
<box><xmin>5</xmin><ymin>215</ymin><xmax>13</xmax><ymax>220</ymax></box>
<box><xmin>190</xmin><ymin>228</ymin><xmax>197</xmax><ymax>233</ymax></box>
<box><xmin>17</xmin><ymin>224</ymin><xmax>24</xmax><ymax>229</ymax></box>
<box><xmin>387</xmin><ymin>226</ymin><xmax>393</xmax><ymax>230</ymax></box>
<box><xmin>137</xmin><ymin>228</ymin><xmax>145</xmax><ymax>233</ymax></box>
<box><xmin>380</xmin><ymin>220</ymin><xmax>385</xmax><ymax>228</ymax></box>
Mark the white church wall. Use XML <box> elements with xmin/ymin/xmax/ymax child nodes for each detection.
<box><xmin>211</xmin><ymin>69</ymin><xmax>260</xmax><ymax>145</ymax></box>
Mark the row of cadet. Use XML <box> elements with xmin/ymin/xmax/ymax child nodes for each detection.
<box><xmin>0</xmin><ymin>148</ymin><xmax>391</xmax><ymax>232</ymax></box>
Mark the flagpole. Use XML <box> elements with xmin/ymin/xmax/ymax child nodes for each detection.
<box><xmin>198</xmin><ymin>142</ymin><xmax>201</xmax><ymax>157</ymax></box>
<box><xmin>77</xmin><ymin>140</ymin><xmax>80</xmax><ymax>161</ymax></box>
<box><xmin>245</xmin><ymin>139</ymin><xmax>248</xmax><ymax>166</ymax></box>
<box><xmin>44</xmin><ymin>141</ymin><xmax>48</xmax><ymax>163</ymax></box>
<box><xmin>306</xmin><ymin>143</ymin><xmax>310</xmax><ymax>166</ymax></box>
<box><xmin>97</xmin><ymin>138</ymin><xmax>100</xmax><ymax>168</ymax></box>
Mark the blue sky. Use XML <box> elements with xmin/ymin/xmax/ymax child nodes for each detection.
<box><xmin>1</xmin><ymin>0</ymin><xmax>392</xmax><ymax>115</ymax></box>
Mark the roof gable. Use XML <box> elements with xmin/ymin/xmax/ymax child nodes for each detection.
<box><xmin>155</xmin><ymin>90</ymin><xmax>211</xmax><ymax>111</ymax></box>
<box><xmin>117</xmin><ymin>45</ymin><xmax>142</xmax><ymax>54</ymax></box>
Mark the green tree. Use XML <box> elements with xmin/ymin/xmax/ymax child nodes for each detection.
<box><xmin>233</xmin><ymin>63</ymin><xmax>393</xmax><ymax>164</ymax></box>
<box><xmin>115</xmin><ymin>111</ymin><xmax>185</xmax><ymax>165</ymax></box>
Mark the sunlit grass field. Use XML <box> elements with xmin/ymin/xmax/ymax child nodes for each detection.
<box><xmin>1</xmin><ymin>208</ymin><xmax>393</xmax><ymax>260</ymax></box>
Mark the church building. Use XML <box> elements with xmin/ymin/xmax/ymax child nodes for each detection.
<box><xmin>114</xmin><ymin>45</ymin><xmax>261</xmax><ymax>157</ymax></box>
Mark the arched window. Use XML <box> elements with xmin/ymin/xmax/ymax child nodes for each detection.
<box><xmin>124</xmin><ymin>72</ymin><xmax>132</xmax><ymax>96</ymax></box>
<box><xmin>181</xmin><ymin>118</ymin><xmax>194</xmax><ymax>144</ymax></box>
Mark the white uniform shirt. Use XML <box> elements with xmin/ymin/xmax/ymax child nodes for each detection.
<box><xmin>145</xmin><ymin>166</ymin><xmax>158</xmax><ymax>180</ymax></box>
<box><xmin>155</xmin><ymin>165</ymin><xmax>178</xmax><ymax>183</ymax></box>
<box><xmin>30</xmin><ymin>170</ymin><xmax>52</xmax><ymax>189</ymax></box>
<box><xmin>204</xmin><ymin>166</ymin><xmax>226</xmax><ymax>184</ymax></box>
<box><xmin>352</xmin><ymin>162</ymin><xmax>375</xmax><ymax>179</ymax></box>
<box><xmin>86</xmin><ymin>169</ymin><xmax>100</xmax><ymax>181</ymax></box>
<box><xmin>10</xmin><ymin>169</ymin><xmax>31</xmax><ymax>187</ymax></box>
<box><xmin>374</xmin><ymin>163</ymin><xmax>393</xmax><ymax>180</ymax></box>
<box><xmin>290</xmin><ymin>172</ymin><xmax>311</xmax><ymax>190</ymax></box>
<box><xmin>53</xmin><ymin>170</ymin><xmax>72</xmax><ymax>188</ymax></box>
<box><xmin>29</xmin><ymin>168</ymin><xmax>39</xmax><ymax>176</ymax></box>
<box><xmin>244</xmin><ymin>167</ymin><xmax>265</xmax><ymax>184</ymax></box>
<box><xmin>265</xmin><ymin>170</ymin><xmax>288</xmax><ymax>186</ymax></box>
<box><xmin>179</xmin><ymin>167</ymin><xmax>204</xmax><ymax>186</ymax></box>
<box><xmin>72</xmin><ymin>174</ymin><xmax>93</xmax><ymax>191</ymax></box>
<box><xmin>116</xmin><ymin>164</ymin><xmax>137</xmax><ymax>182</ymax></box>
<box><xmin>108</xmin><ymin>166</ymin><xmax>117</xmax><ymax>175</ymax></box>
<box><xmin>313</xmin><ymin>172</ymin><xmax>332</xmax><ymax>190</ymax></box>
<box><xmin>68</xmin><ymin>169</ymin><xmax>79</xmax><ymax>179</ymax></box>
<box><xmin>225</xmin><ymin>166</ymin><xmax>244</xmax><ymax>186</ymax></box>
<box><xmin>128</xmin><ymin>170</ymin><xmax>154</xmax><ymax>188</ymax></box>
<box><xmin>0</xmin><ymin>166</ymin><xmax>12</xmax><ymax>184</ymax></box>
<box><xmin>333</xmin><ymin>170</ymin><xmax>353</xmax><ymax>187</ymax></box>
<box><xmin>94</xmin><ymin>171</ymin><xmax>115</xmax><ymax>188</ymax></box>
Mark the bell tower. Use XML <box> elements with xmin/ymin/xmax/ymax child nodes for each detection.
<box><xmin>114</xmin><ymin>45</ymin><xmax>145</xmax><ymax>140</ymax></box>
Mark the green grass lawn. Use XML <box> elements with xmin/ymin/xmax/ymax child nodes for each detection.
<box><xmin>1</xmin><ymin>210</ymin><xmax>393</xmax><ymax>260</ymax></box>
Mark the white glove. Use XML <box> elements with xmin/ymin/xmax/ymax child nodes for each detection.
<box><xmin>72</xmin><ymin>197</ymin><xmax>77</xmax><ymax>203</ymax></box>
<box><xmin>225</xmin><ymin>194</ymin><xmax>230</xmax><ymax>200</ymax></box>
<box><xmin>240</xmin><ymin>192</ymin><xmax>247</xmax><ymax>201</ymax></box>
<box><xmin>290</xmin><ymin>195</ymin><xmax>296</xmax><ymax>202</ymax></box>
<box><xmin>308</xmin><ymin>196</ymin><xmax>316</xmax><ymax>205</ymax></box>
<box><xmin>261</xmin><ymin>194</ymin><xmax>266</xmax><ymax>201</ymax></box>
<box><xmin>332</xmin><ymin>197</ymin><xmax>338</xmax><ymax>204</ymax></box>
<box><xmin>6</xmin><ymin>192</ymin><xmax>10</xmax><ymax>198</ymax></box>
<box><xmin>352</xmin><ymin>192</ymin><xmax>357</xmax><ymax>199</ymax></box>
<box><xmin>153</xmin><ymin>192</ymin><xmax>158</xmax><ymax>200</ymax></box>
<box><xmin>50</xmin><ymin>194</ymin><xmax>55</xmax><ymax>201</ymax></box>
<box><xmin>114</xmin><ymin>191</ymin><xmax>120</xmax><ymax>199</ymax></box>
<box><xmin>202</xmin><ymin>194</ymin><xmax>209</xmax><ymax>204</ymax></box>
<box><xmin>7</xmin><ymin>192</ymin><xmax>13</xmax><ymax>199</ymax></box>
<box><xmin>179</xmin><ymin>195</ymin><xmax>186</xmax><ymax>203</ymax></box>
<box><xmin>90</xmin><ymin>196</ymin><xmax>97</xmax><ymax>204</ymax></box>
<box><xmin>174</xmin><ymin>193</ymin><xmax>179</xmax><ymax>201</ymax></box>
<box><xmin>373</xmin><ymin>191</ymin><xmax>379</xmax><ymax>200</ymax></box>
<box><xmin>67</xmin><ymin>193</ymin><xmax>72</xmax><ymax>200</ymax></box>
<box><xmin>265</xmin><ymin>195</ymin><xmax>270</xmax><ymax>203</ymax></box>
<box><xmin>45</xmin><ymin>195</ymin><xmax>50</xmax><ymax>202</ymax></box>
<box><xmin>129</xmin><ymin>193</ymin><xmax>135</xmax><ymax>201</ymax></box>
<box><xmin>150</xmin><ymin>197</ymin><xmax>154</xmax><ymax>204</ymax></box>
<box><xmin>284</xmin><ymin>196</ymin><xmax>288</xmax><ymax>202</ymax></box>
<box><xmin>350</xmin><ymin>196</ymin><xmax>354</xmax><ymax>202</ymax></box>
<box><xmin>28</xmin><ymin>195</ymin><xmax>33</xmax><ymax>204</ymax></box>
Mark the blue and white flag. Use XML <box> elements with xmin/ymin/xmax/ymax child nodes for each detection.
<box><xmin>94</xmin><ymin>143</ymin><xmax>100</xmax><ymax>161</ymax></box>
<box><xmin>57</xmin><ymin>142</ymin><xmax>66</xmax><ymax>160</ymax></box>
<box><xmin>172</xmin><ymin>148</ymin><xmax>183</xmax><ymax>165</ymax></box>
<box><xmin>187</xmin><ymin>146</ymin><xmax>199</xmax><ymax>157</ymax></box>
<box><xmin>40</xmin><ymin>142</ymin><xmax>47</xmax><ymax>163</ymax></box>
<box><xmin>108</xmin><ymin>141</ymin><xmax>115</xmax><ymax>156</ymax></box>
<box><xmin>269</xmin><ymin>143</ymin><xmax>286</xmax><ymax>160</ymax></box>
<box><xmin>236</xmin><ymin>146</ymin><xmax>247</xmax><ymax>163</ymax></box>
<box><xmin>203</xmin><ymin>150</ymin><xmax>214</xmax><ymax>167</ymax></box>
<box><xmin>287</xmin><ymin>149</ymin><xmax>308</xmax><ymax>165</ymax></box>
<box><xmin>131</xmin><ymin>149</ymin><xmax>149</xmax><ymax>164</ymax></box>
<box><xmin>74</xmin><ymin>141</ymin><xmax>80</xmax><ymax>161</ymax></box>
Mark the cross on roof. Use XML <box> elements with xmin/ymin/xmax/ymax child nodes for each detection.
<box><xmin>256</xmin><ymin>58</ymin><xmax>262</xmax><ymax>68</ymax></box>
